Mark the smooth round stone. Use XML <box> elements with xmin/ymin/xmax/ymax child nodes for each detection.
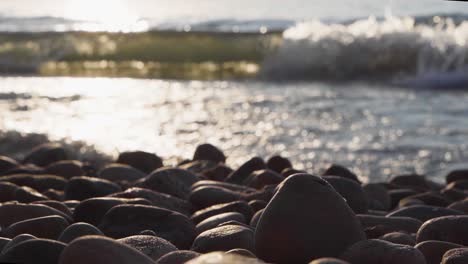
<box><xmin>110</xmin><ymin>187</ymin><xmax>191</xmax><ymax>216</ymax></box>
<box><xmin>118</xmin><ymin>235</ymin><xmax>178</xmax><ymax>261</ymax></box>
<box><xmin>266</xmin><ymin>155</ymin><xmax>292</xmax><ymax>174</ymax></box>
<box><xmin>191</xmin><ymin>201</ymin><xmax>254</xmax><ymax>224</ymax></box>
<box><xmin>32</xmin><ymin>200</ymin><xmax>73</xmax><ymax>217</ymax></box>
<box><xmin>180</xmin><ymin>160</ymin><xmax>218</xmax><ymax>175</ymax></box>
<box><xmin>1</xmin><ymin>234</ymin><xmax>37</xmax><ymax>254</ymax></box>
<box><xmin>192</xmin><ymin>180</ymin><xmax>256</xmax><ymax>194</ymax></box>
<box><xmin>98</xmin><ymin>163</ymin><xmax>146</xmax><ymax>183</ymax></box>
<box><xmin>363</xmin><ymin>183</ymin><xmax>391</xmax><ymax>211</ymax></box>
<box><xmin>45</xmin><ymin>160</ymin><xmax>84</xmax><ymax>178</ymax></box>
<box><xmin>389</xmin><ymin>174</ymin><xmax>432</xmax><ymax>191</ymax></box>
<box><xmin>448</xmin><ymin>198</ymin><xmax>468</xmax><ymax>213</ymax></box>
<box><xmin>357</xmin><ymin>215</ymin><xmax>423</xmax><ymax>234</ymax></box>
<box><xmin>3</xmin><ymin>215</ymin><xmax>69</xmax><ymax>239</ymax></box>
<box><xmin>186</xmin><ymin>252</ymin><xmax>266</xmax><ymax>264</ymax></box>
<box><xmin>243</xmin><ymin>170</ymin><xmax>284</xmax><ymax>189</ymax></box>
<box><xmin>341</xmin><ymin>239</ymin><xmax>426</xmax><ymax>264</ymax></box>
<box><xmin>322</xmin><ymin>164</ymin><xmax>360</xmax><ymax>183</ymax></box>
<box><xmin>58</xmin><ymin>222</ymin><xmax>104</xmax><ymax>243</ymax></box>
<box><xmin>442</xmin><ymin>248</ymin><xmax>468</xmax><ymax>264</ymax></box>
<box><xmin>226</xmin><ymin>248</ymin><xmax>256</xmax><ymax>258</ymax></box>
<box><xmin>0</xmin><ymin>182</ymin><xmax>18</xmax><ymax>202</ymax></box>
<box><xmin>405</xmin><ymin>192</ymin><xmax>451</xmax><ymax>207</ymax></box>
<box><xmin>190</xmin><ymin>186</ymin><xmax>243</xmax><ymax>209</ymax></box>
<box><xmin>43</xmin><ymin>189</ymin><xmax>65</xmax><ymax>201</ymax></box>
<box><xmin>415</xmin><ymin>240</ymin><xmax>464</xmax><ymax>264</ymax></box>
<box><xmin>389</xmin><ymin>189</ymin><xmax>419</xmax><ymax>209</ymax></box>
<box><xmin>135</xmin><ymin>168</ymin><xmax>199</xmax><ymax>199</ymax></box>
<box><xmin>73</xmin><ymin>197</ymin><xmax>151</xmax><ymax>226</ymax></box>
<box><xmin>0</xmin><ymin>203</ymin><xmax>71</xmax><ymax>227</ymax></box>
<box><xmin>65</xmin><ymin>176</ymin><xmax>121</xmax><ymax>201</ymax></box>
<box><xmin>140</xmin><ymin>230</ymin><xmax>158</xmax><ymax>236</ymax></box>
<box><xmin>0</xmin><ymin>237</ymin><xmax>11</xmax><ymax>253</ymax></box>
<box><xmin>191</xmin><ymin>225</ymin><xmax>254</xmax><ymax>253</ymax></box>
<box><xmin>15</xmin><ymin>186</ymin><xmax>48</xmax><ymax>203</ymax></box>
<box><xmin>203</xmin><ymin>164</ymin><xmax>233</xmax><ymax>181</ymax></box>
<box><xmin>255</xmin><ymin>174</ymin><xmax>365</xmax><ymax>263</ymax></box>
<box><xmin>196</xmin><ymin>212</ymin><xmax>246</xmax><ymax>234</ymax></box>
<box><xmin>446</xmin><ymin>170</ymin><xmax>468</xmax><ymax>184</ymax></box>
<box><xmin>417</xmin><ymin>216</ymin><xmax>468</xmax><ymax>245</ymax></box>
<box><xmin>379</xmin><ymin>232</ymin><xmax>416</xmax><ymax>246</ymax></box>
<box><xmin>309</xmin><ymin>258</ymin><xmax>350</xmax><ymax>264</ymax></box>
<box><xmin>58</xmin><ymin>235</ymin><xmax>155</xmax><ymax>264</ymax></box>
<box><xmin>116</xmin><ymin>151</ymin><xmax>163</xmax><ymax>174</ymax></box>
<box><xmin>193</xmin><ymin>144</ymin><xmax>226</xmax><ymax>164</ymax></box>
<box><xmin>281</xmin><ymin>168</ymin><xmax>306</xmax><ymax>177</ymax></box>
<box><xmin>0</xmin><ymin>174</ymin><xmax>67</xmax><ymax>192</ymax></box>
<box><xmin>440</xmin><ymin>187</ymin><xmax>467</xmax><ymax>202</ymax></box>
<box><xmin>23</xmin><ymin>143</ymin><xmax>67</xmax><ymax>167</ymax></box>
<box><xmin>0</xmin><ymin>238</ymin><xmax>66</xmax><ymax>264</ymax></box>
<box><xmin>323</xmin><ymin>176</ymin><xmax>369</xmax><ymax>214</ymax></box>
<box><xmin>250</xmin><ymin>209</ymin><xmax>263</xmax><ymax>228</ymax></box>
<box><xmin>398</xmin><ymin>198</ymin><xmax>425</xmax><ymax>208</ymax></box>
<box><xmin>0</xmin><ymin>156</ymin><xmax>18</xmax><ymax>175</ymax></box>
<box><xmin>99</xmin><ymin>204</ymin><xmax>196</xmax><ymax>249</ymax></box>
<box><xmin>387</xmin><ymin>205</ymin><xmax>464</xmax><ymax>222</ymax></box>
<box><xmin>225</xmin><ymin>157</ymin><xmax>267</xmax><ymax>184</ymax></box>
<box><xmin>157</xmin><ymin>250</ymin><xmax>201</xmax><ymax>264</ymax></box>
<box><xmin>448</xmin><ymin>180</ymin><xmax>468</xmax><ymax>191</ymax></box>
<box><xmin>248</xmin><ymin>200</ymin><xmax>267</xmax><ymax>212</ymax></box>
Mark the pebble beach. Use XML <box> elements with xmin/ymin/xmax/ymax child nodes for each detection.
<box><xmin>0</xmin><ymin>142</ymin><xmax>468</xmax><ymax>263</ymax></box>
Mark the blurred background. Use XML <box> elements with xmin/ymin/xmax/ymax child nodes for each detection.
<box><xmin>1</xmin><ymin>0</ymin><xmax>468</xmax><ymax>182</ymax></box>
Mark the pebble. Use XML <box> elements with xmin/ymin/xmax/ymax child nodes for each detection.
<box><xmin>193</xmin><ymin>143</ymin><xmax>226</xmax><ymax>164</ymax></box>
<box><xmin>0</xmin><ymin>156</ymin><xmax>18</xmax><ymax>175</ymax></box>
<box><xmin>191</xmin><ymin>201</ymin><xmax>254</xmax><ymax>224</ymax></box>
<box><xmin>45</xmin><ymin>160</ymin><xmax>85</xmax><ymax>178</ymax></box>
<box><xmin>379</xmin><ymin>231</ymin><xmax>416</xmax><ymax>246</ymax></box>
<box><xmin>243</xmin><ymin>169</ymin><xmax>284</xmax><ymax>189</ymax></box>
<box><xmin>309</xmin><ymin>258</ymin><xmax>350</xmax><ymax>264</ymax></box>
<box><xmin>58</xmin><ymin>222</ymin><xmax>104</xmax><ymax>243</ymax></box>
<box><xmin>415</xmin><ymin>240</ymin><xmax>465</xmax><ymax>264</ymax></box>
<box><xmin>196</xmin><ymin>212</ymin><xmax>246</xmax><ymax>234</ymax></box>
<box><xmin>118</xmin><ymin>235</ymin><xmax>178</xmax><ymax>261</ymax></box>
<box><xmin>156</xmin><ymin>250</ymin><xmax>201</xmax><ymax>264</ymax></box>
<box><xmin>446</xmin><ymin>169</ymin><xmax>468</xmax><ymax>184</ymax></box>
<box><xmin>23</xmin><ymin>143</ymin><xmax>67</xmax><ymax>167</ymax></box>
<box><xmin>387</xmin><ymin>205</ymin><xmax>464</xmax><ymax>222</ymax></box>
<box><xmin>417</xmin><ymin>216</ymin><xmax>468</xmax><ymax>245</ymax></box>
<box><xmin>266</xmin><ymin>155</ymin><xmax>292</xmax><ymax>174</ymax></box>
<box><xmin>1</xmin><ymin>234</ymin><xmax>35</xmax><ymax>254</ymax></box>
<box><xmin>65</xmin><ymin>176</ymin><xmax>122</xmax><ymax>201</ymax></box>
<box><xmin>0</xmin><ymin>203</ymin><xmax>72</xmax><ymax>227</ymax></box>
<box><xmin>323</xmin><ymin>176</ymin><xmax>369</xmax><ymax>213</ymax></box>
<box><xmin>135</xmin><ymin>168</ymin><xmax>200</xmax><ymax>199</ymax></box>
<box><xmin>225</xmin><ymin>157</ymin><xmax>266</xmax><ymax>184</ymax></box>
<box><xmin>117</xmin><ymin>151</ymin><xmax>163</xmax><ymax>174</ymax></box>
<box><xmin>191</xmin><ymin>225</ymin><xmax>255</xmax><ymax>253</ymax></box>
<box><xmin>2</xmin><ymin>215</ymin><xmax>69</xmax><ymax>239</ymax></box>
<box><xmin>0</xmin><ymin>238</ymin><xmax>66</xmax><ymax>264</ymax></box>
<box><xmin>442</xmin><ymin>248</ymin><xmax>468</xmax><ymax>264</ymax></box>
<box><xmin>322</xmin><ymin>164</ymin><xmax>360</xmax><ymax>183</ymax></box>
<box><xmin>98</xmin><ymin>163</ymin><xmax>146</xmax><ymax>183</ymax></box>
<box><xmin>186</xmin><ymin>252</ymin><xmax>265</xmax><ymax>264</ymax></box>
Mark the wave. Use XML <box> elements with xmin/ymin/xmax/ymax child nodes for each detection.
<box><xmin>260</xmin><ymin>15</ymin><xmax>468</xmax><ymax>82</ymax></box>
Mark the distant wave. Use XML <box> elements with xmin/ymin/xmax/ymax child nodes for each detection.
<box><xmin>260</xmin><ymin>15</ymin><xmax>468</xmax><ymax>84</ymax></box>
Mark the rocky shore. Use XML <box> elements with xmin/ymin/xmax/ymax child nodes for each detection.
<box><xmin>0</xmin><ymin>142</ymin><xmax>468</xmax><ymax>263</ymax></box>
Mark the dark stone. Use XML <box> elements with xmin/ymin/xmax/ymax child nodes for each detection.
<box><xmin>357</xmin><ymin>214</ymin><xmax>422</xmax><ymax>234</ymax></box>
<box><xmin>1</xmin><ymin>234</ymin><xmax>36</xmax><ymax>254</ymax></box>
<box><xmin>389</xmin><ymin>189</ymin><xmax>422</xmax><ymax>209</ymax></box>
<box><xmin>341</xmin><ymin>239</ymin><xmax>426</xmax><ymax>264</ymax></box>
<box><xmin>192</xmin><ymin>180</ymin><xmax>257</xmax><ymax>194</ymax></box>
<box><xmin>156</xmin><ymin>250</ymin><xmax>201</xmax><ymax>264</ymax></box>
<box><xmin>243</xmin><ymin>169</ymin><xmax>284</xmax><ymax>189</ymax></box>
<box><xmin>0</xmin><ymin>203</ymin><xmax>72</xmax><ymax>227</ymax></box>
<box><xmin>417</xmin><ymin>216</ymin><xmax>468</xmax><ymax>245</ymax></box>
<box><xmin>225</xmin><ymin>157</ymin><xmax>266</xmax><ymax>184</ymax></box>
<box><xmin>255</xmin><ymin>174</ymin><xmax>365</xmax><ymax>263</ymax></box>
<box><xmin>3</xmin><ymin>215</ymin><xmax>69</xmax><ymax>239</ymax></box>
<box><xmin>58</xmin><ymin>222</ymin><xmax>104</xmax><ymax>243</ymax></box>
<box><xmin>226</xmin><ymin>248</ymin><xmax>256</xmax><ymax>258</ymax></box>
<box><xmin>99</xmin><ymin>163</ymin><xmax>146</xmax><ymax>183</ymax></box>
<box><xmin>203</xmin><ymin>164</ymin><xmax>233</xmax><ymax>181</ymax></box>
<box><xmin>15</xmin><ymin>186</ymin><xmax>48</xmax><ymax>203</ymax></box>
<box><xmin>0</xmin><ymin>182</ymin><xmax>18</xmax><ymax>202</ymax></box>
<box><xmin>309</xmin><ymin>258</ymin><xmax>350</xmax><ymax>264</ymax></box>
<box><xmin>193</xmin><ymin>144</ymin><xmax>226</xmax><ymax>164</ymax></box>
<box><xmin>415</xmin><ymin>240</ymin><xmax>464</xmax><ymax>264</ymax></box>
<box><xmin>73</xmin><ymin>197</ymin><xmax>151</xmax><ymax>226</ymax></box>
<box><xmin>190</xmin><ymin>186</ymin><xmax>243</xmax><ymax>209</ymax></box>
<box><xmin>0</xmin><ymin>174</ymin><xmax>67</xmax><ymax>192</ymax></box>
<box><xmin>248</xmin><ymin>200</ymin><xmax>267</xmax><ymax>212</ymax></box>
<box><xmin>405</xmin><ymin>192</ymin><xmax>451</xmax><ymax>207</ymax></box>
<box><xmin>32</xmin><ymin>200</ymin><xmax>73</xmax><ymax>217</ymax></box>
<box><xmin>140</xmin><ymin>230</ymin><xmax>157</xmax><ymax>236</ymax></box>
<box><xmin>379</xmin><ymin>232</ymin><xmax>416</xmax><ymax>246</ymax></box>
<box><xmin>45</xmin><ymin>160</ymin><xmax>84</xmax><ymax>178</ymax></box>
<box><xmin>448</xmin><ymin>198</ymin><xmax>468</xmax><ymax>213</ymax></box>
<box><xmin>266</xmin><ymin>155</ymin><xmax>292</xmax><ymax>174</ymax></box>
<box><xmin>135</xmin><ymin>168</ymin><xmax>199</xmax><ymax>199</ymax></box>
<box><xmin>389</xmin><ymin>174</ymin><xmax>433</xmax><ymax>191</ymax></box>
<box><xmin>3</xmin><ymin>164</ymin><xmax>43</xmax><ymax>175</ymax></box>
<box><xmin>323</xmin><ymin>176</ymin><xmax>369</xmax><ymax>214</ymax></box>
<box><xmin>322</xmin><ymin>164</ymin><xmax>360</xmax><ymax>183</ymax></box>
<box><xmin>23</xmin><ymin>143</ymin><xmax>67</xmax><ymax>167</ymax></box>
<box><xmin>447</xmin><ymin>180</ymin><xmax>468</xmax><ymax>191</ymax></box>
<box><xmin>65</xmin><ymin>176</ymin><xmax>121</xmax><ymax>201</ymax></box>
<box><xmin>118</xmin><ymin>235</ymin><xmax>178</xmax><ymax>261</ymax></box>
<box><xmin>398</xmin><ymin>198</ymin><xmax>425</xmax><ymax>208</ymax></box>
<box><xmin>0</xmin><ymin>238</ymin><xmax>66</xmax><ymax>264</ymax></box>
<box><xmin>441</xmin><ymin>186</ymin><xmax>467</xmax><ymax>201</ymax></box>
<box><xmin>250</xmin><ymin>209</ymin><xmax>263</xmax><ymax>228</ymax></box>
<box><xmin>58</xmin><ymin>235</ymin><xmax>155</xmax><ymax>264</ymax></box>
<box><xmin>281</xmin><ymin>168</ymin><xmax>306</xmax><ymax>177</ymax></box>
<box><xmin>196</xmin><ymin>212</ymin><xmax>246</xmax><ymax>234</ymax></box>
<box><xmin>186</xmin><ymin>252</ymin><xmax>265</xmax><ymax>264</ymax></box>
<box><xmin>180</xmin><ymin>160</ymin><xmax>218</xmax><ymax>175</ymax></box>
<box><xmin>43</xmin><ymin>189</ymin><xmax>64</xmax><ymax>201</ymax></box>
<box><xmin>0</xmin><ymin>237</ymin><xmax>10</xmax><ymax>253</ymax></box>
<box><xmin>191</xmin><ymin>201</ymin><xmax>254</xmax><ymax>224</ymax></box>
<box><xmin>446</xmin><ymin>169</ymin><xmax>468</xmax><ymax>184</ymax></box>
<box><xmin>191</xmin><ymin>225</ymin><xmax>254</xmax><ymax>253</ymax></box>
<box><xmin>117</xmin><ymin>151</ymin><xmax>163</xmax><ymax>174</ymax></box>
<box><xmin>110</xmin><ymin>187</ymin><xmax>192</xmax><ymax>216</ymax></box>
<box><xmin>442</xmin><ymin>248</ymin><xmax>468</xmax><ymax>264</ymax></box>
<box><xmin>387</xmin><ymin>205</ymin><xmax>464</xmax><ymax>222</ymax></box>
<box><xmin>363</xmin><ymin>183</ymin><xmax>391</xmax><ymax>210</ymax></box>
<box><xmin>99</xmin><ymin>204</ymin><xmax>196</xmax><ymax>249</ymax></box>
<box><xmin>0</xmin><ymin>156</ymin><xmax>18</xmax><ymax>175</ymax></box>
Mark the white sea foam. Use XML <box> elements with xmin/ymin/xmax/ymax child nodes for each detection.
<box><xmin>261</xmin><ymin>16</ymin><xmax>468</xmax><ymax>83</ymax></box>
